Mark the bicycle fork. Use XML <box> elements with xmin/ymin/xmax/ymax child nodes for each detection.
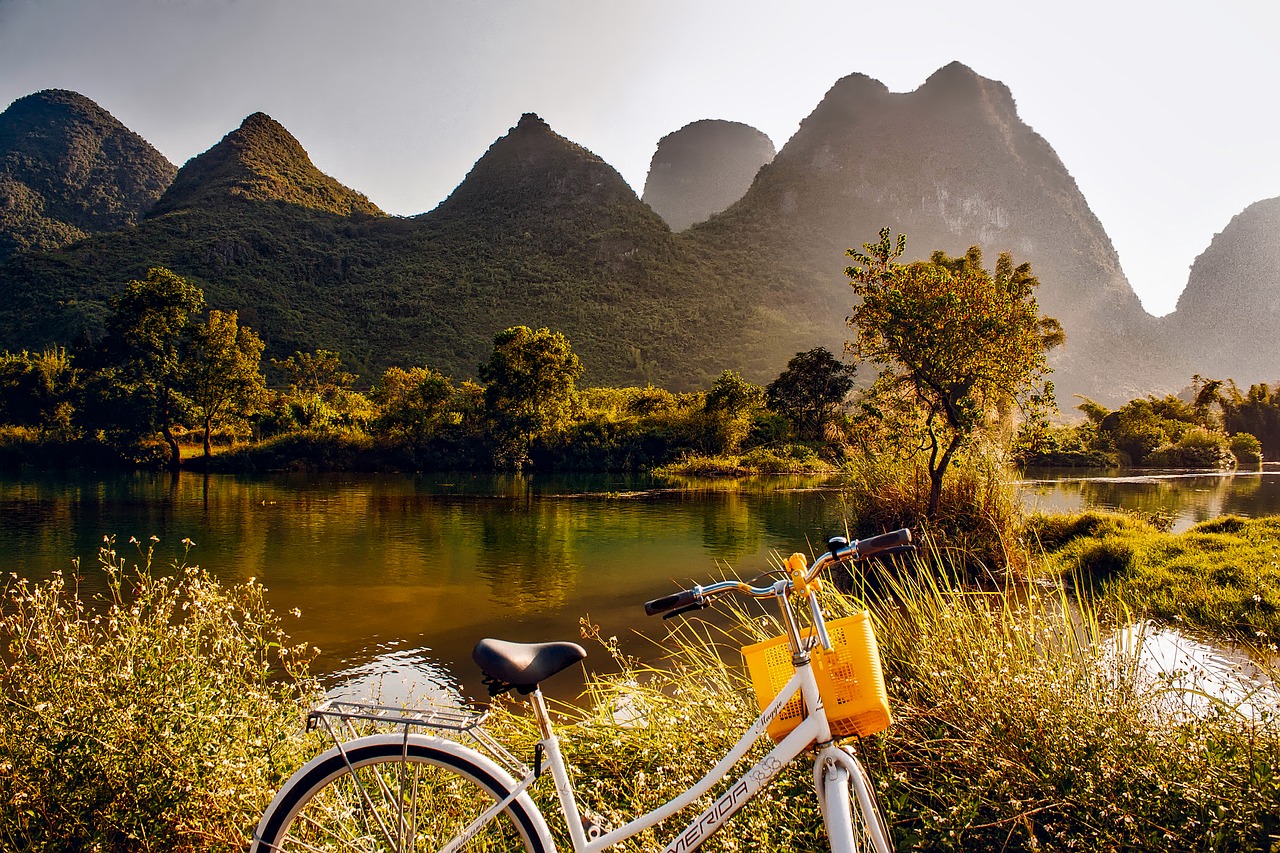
<box><xmin>814</xmin><ymin>745</ymin><xmax>890</xmax><ymax>853</ymax></box>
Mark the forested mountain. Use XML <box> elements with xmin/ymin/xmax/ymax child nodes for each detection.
<box><xmin>0</xmin><ymin>67</ymin><xmax>1273</xmax><ymax>401</ymax></box>
<box><xmin>0</xmin><ymin>111</ymin><xmax>778</xmax><ymax>387</ymax></box>
<box><xmin>151</xmin><ymin>112</ymin><xmax>382</xmax><ymax>218</ymax></box>
<box><xmin>641</xmin><ymin>119</ymin><xmax>775</xmax><ymax>231</ymax></box>
<box><xmin>0</xmin><ymin>90</ymin><xmax>176</xmax><ymax>263</ymax></box>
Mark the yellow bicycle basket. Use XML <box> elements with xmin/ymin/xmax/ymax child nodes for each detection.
<box><xmin>741</xmin><ymin>610</ymin><xmax>891</xmax><ymax>742</ymax></box>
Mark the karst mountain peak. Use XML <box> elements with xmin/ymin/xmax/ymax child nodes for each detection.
<box><xmin>151</xmin><ymin>111</ymin><xmax>382</xmax><ymax>218</ymax></box>
<box><xmin>0</xmin><ymin>89</ymin><xmax>176</xmax><ymax>262</ymax></box>
<box><xmin>0</xmin><ymin>63</ymin><xmax>1274</xmax><ymax>401</ymax></box>
<box><xmin>431</xmin><ymin>111</ymin><xmax>651</xmax><ymax>227</ymax></box>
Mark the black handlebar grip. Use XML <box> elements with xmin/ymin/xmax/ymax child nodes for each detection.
<box><xmin>662</xmin><ymin>601</ymin><xmax>708</xmax><ymax>620</ymax></box>
<box><xmin>856</xmin><ymin>528</ymin><xmax>912</xmax><ymax>559</ymax></box>
<box><xmin>644</xmin><ymin>588</ymin><xmax>697</xmax><ymax>616</ymax></box>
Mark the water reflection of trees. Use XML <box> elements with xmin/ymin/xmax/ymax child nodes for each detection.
<box><xmin>1027</xmin><ymin>473</ymin><xmax>1280</xmax><ymax>531</ymax></box>
<box><xmin>475</xmin><ymin>497</ymin><xmax>579</xmax><ymax>614</ymax></box>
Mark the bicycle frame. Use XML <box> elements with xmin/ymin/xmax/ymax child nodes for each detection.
<box><xmin>510</xmin><ymin>652</ymin><xmax>869</xmax><ymax>853</ymax></box>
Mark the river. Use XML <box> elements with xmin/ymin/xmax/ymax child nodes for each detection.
<box><xmin>2</xmin><ymin>467</ymin><xmax>1277</xmax><ymax>703</ymax></box>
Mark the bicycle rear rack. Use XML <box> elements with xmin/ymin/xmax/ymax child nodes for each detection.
<box><xmin>308</xmin><ymin>699</ymin><xmax>528</xmax><ymax>779</ymax></box>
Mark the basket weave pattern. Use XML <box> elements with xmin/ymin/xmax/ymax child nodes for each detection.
<box><xmin>742</xmin><ymin>611</ymin><xmax>891</xmax><ymax>742</ymax></box>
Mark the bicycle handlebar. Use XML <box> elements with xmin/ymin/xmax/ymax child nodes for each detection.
<box><xmin>642</xmin><ymin>528</ymin><xmax>913</xmax><ymax>617</ymax></box>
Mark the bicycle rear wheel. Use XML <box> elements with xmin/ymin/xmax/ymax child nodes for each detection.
<box><xmin>252</xmin><ymin>733</ymin><xmax>550</xmax><ymax>853</ymax></box>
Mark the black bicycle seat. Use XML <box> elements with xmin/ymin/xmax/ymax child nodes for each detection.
<box><xmin>472</xmin><ymin>638</ymin><xmax>587</xmax><ymax>695</ymax></box>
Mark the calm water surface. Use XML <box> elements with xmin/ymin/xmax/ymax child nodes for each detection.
<box><xmin>0</xmin><ymin>471</ymin><xmax>849</xmax><ymax>702</ymax></box>
<box><xmin>4</xmin><ymin>467</ymin><xmax>1277</xmax><ymax>703</ymax></box>
<box><xmin>1015</xmin><ymin>466</ymin><xmax>1280</xmax><ymax>531</ymax></box>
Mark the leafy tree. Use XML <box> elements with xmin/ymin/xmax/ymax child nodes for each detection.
<box><xmin>703</xmin><ymin>369</ymin><xmax>765</xmax><ymax>454</ymax></box>
<box><xmin>1219</xmin><ymin>382</ymin><xmax>1280</xmax><ymax>459</ymax></box>
<box><xmin>765</xmin><ymin>347</ymin><xmax>856</xmax><ymax>441</ymax></box>
<box><xmin>268</xmin><ymin>350</ymin><xmax>372</xmax><ymax>432</ymax></box>
<box><xmin>0</xmin><ymin>348</ymin><xmax>77</xmax><ymax>435</ymax></box>
<box><xmin>93</xmin><ymin>267</ymin><xmax>205</xmax><ymax>468</ymax></box>
<box><xmin>182</xmin><ymin>310</ymin><xmax>267</xmax><ymax>460</ymax></box>
<box><xmin>373</xmin><ymin>366</ymin><xmax>455</xmax><ymax>440</ymax></box>
<box><xmin>1191</xmin><ymin>374</ymin><xmax>1227</xmax><ymax>427</ymax></box>
<box><xmin>479</xmin><ymin>326</ymin><xmax>583</xmax><ymax>468</ymax></box>
<box><xmin>1230</xmin><ymin>431</ymin><xmax>1263</xmax><ymax>464</ymax></box>
<box><xmin>271</xmin><ymin>350</ymin><xmax>356</xmax><ymax>398</ymax></box>
<box><xmin>846</xmin><ymin>229</ymin><xmax>1063</xmax><ymax>517</ymax></box>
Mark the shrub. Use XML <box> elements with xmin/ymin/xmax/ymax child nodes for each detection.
<box><xmin>0</xmin><ymin>539</ymin><xmax>317</xmax><ymax>851</ymax></box>
<box><xmin>839</xmin><ymin>454</ymin><xmax>1025</xmax><ymax>580</ymax></box>
<box><xmin>210</xmin><ymin>427</ymin><xmax>375</xmax><ymax>472</ymax></box>
<box><xmin>1230</xmin><ymin>431</ymin><xmax>1263</xmax><ymax>464</ymax></box>
<box><xmin>1143</xmin><ymin>427</ymin><xmax>1234</xmax><ymax>468</ymax></box>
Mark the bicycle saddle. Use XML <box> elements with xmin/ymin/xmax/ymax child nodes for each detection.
<box><xmin>472</xmin><ymin>638</ymin><xmax>587</xmax><ymax>696</ymax></box>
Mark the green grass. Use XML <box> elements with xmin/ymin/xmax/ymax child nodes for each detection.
<box><xmin>1040</xmin><ymin>511</ymin><xmax>1280</xmax><ymax>640</ymax></box>
<box><xmin>654</xmin><ymin>446</ymin><xmax>836</xmax><ymax>478</ymax></box>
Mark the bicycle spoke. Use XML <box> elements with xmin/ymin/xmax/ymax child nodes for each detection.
<box><xmin>266</xmin><ymin>752</ymin><xmax>535</xmax><ymax>852</ymax></box>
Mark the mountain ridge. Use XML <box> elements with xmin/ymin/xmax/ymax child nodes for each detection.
<box><xmin>0</xmin><ymin>66</ymin><xmax>1270</xmax><ymax>402</ymax></box>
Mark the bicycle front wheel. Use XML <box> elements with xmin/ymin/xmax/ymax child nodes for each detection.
<box><xmin>252</xmin><ymin>733</ymin><xmax>551</xmax><ymax>853</ymax></box>
<box><xmin>819</xmin><ymin>750</ymin><xmax>894</xmax><ymax>853</ymax></box>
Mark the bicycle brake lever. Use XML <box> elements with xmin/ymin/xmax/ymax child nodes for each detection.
<box><xmin>662</xmin><ymin>601</ymin><xmax>708</xmax><ymax>620</ymax></box>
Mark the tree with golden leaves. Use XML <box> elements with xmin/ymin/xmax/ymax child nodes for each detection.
<box><xmin>846</xmin><ymin>229</ymin><xmax>1064</xmax><ymax>517</ymax></box>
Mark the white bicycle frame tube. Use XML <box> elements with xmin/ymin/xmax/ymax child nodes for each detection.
<box><xmin>532</xmin><ymin>655</ymin><xmax>864</xmax><ymax>853</ymax></box>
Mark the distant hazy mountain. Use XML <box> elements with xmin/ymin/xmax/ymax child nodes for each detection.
<box><xmin>1167</xmin><ymin>197</ymin><xmax>1280</xmax><ymax>386</ymax></box>
<box><xmin>0</xmin><ymin>89</ymin><xmax>176</xmax><ymax>263</ymax></box>
<box><xmin>688</xmin><ymin>62</ymin><xmax>1173</xmax><ymax>402</ymax></box>
<box><xmin>641</xmin><ymin>119</ymin><xmax>775</xmax><ymax>231</ymax></box>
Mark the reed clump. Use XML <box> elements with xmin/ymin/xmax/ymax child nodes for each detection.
<box><xmin>840</xmin><ymin>454</ymin><xmax>1026</xmax><ymax>581</ymax></box>
<box><xmin>0</xmin><ymin>539</ymin><xmax>318</xmax><ymax>852</ymax></box>
<box><xmin>868</xmin><ymin>552</ymin><xmax>1280</xmax><ymax>851</ymax></box>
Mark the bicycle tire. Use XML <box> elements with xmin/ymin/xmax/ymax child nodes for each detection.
<box><xmin>252</xmin><ymin>733</ymin><xmax>551</xmax><ymax>853</ymax></box>
<box><xmin>848</xmin><ymin>755</ymin><xmax>895</xmax><ymax>853</ymax></box>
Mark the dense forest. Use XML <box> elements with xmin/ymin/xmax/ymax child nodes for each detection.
<box><xmin>2</xmin><ymin>257</ymin><xmax>1270</xmax><ymax>482</ymax></box>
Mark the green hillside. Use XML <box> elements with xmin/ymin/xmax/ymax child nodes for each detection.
<box><xmin>0</xmin><ymin>90</ymin><xmax>177</xmax><ymax>262</ymax></box>
<box><xmin>0</xmin><ymin>111</ymin><xmax>794</xmax><ymax>389</ymax></box>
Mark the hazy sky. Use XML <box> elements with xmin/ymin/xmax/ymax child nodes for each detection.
<box><xmin>1</xmin><ymin>0</ymin><xmax>1275</xmax><ymax>316</ymax></box>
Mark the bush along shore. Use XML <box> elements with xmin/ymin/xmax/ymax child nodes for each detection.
<box><xmin>3</xmin><ymin>498</ymin><xmax>1279</xmax><ymax>851</ymax></box>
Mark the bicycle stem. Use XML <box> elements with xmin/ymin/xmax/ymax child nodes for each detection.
<box><xmin>774</xmin><ymin>582</ymin><xmax>810</xmax><ymax>664</ymax></box>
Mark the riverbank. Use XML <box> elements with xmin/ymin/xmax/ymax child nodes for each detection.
<box><xmin>3</xmin><ymin>526</ymin><xmax>1276</xmax><ymax>851</ymax></box>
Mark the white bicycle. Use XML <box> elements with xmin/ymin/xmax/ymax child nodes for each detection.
<box><xmin>251</xmin><ymin>529</ymin><xmax>912</xmax><ymax>853</ymax></box>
